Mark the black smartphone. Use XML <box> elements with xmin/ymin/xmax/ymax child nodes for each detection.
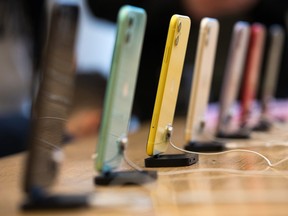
<box><xmin>23</xmin><ymin>2</ymin><xmax>79</xmax><ymax>192</ymax></box>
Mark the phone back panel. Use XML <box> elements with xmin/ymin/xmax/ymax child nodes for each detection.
<box><xmin>185</xmin><ymin>18</ymin><xmax>219</xmax><ymax>142</ymax></box>
<box><xmin>146</xmin><ymin>15</ymin><xmax>190</xmax><ymax>156</ymax></box>
<box><xmin>240</xmin><ymin>23</ymin><xmax>266</xmax><ymax>124</ymax></box>
<box><xmin>217</xmin><ymin>22</ymin><xmax>250</xmax><ymax>132</ymax></box>
<box><xmin>23</xmin><ymin>3</ymin><xmax>79</xmax><ymax>192</ymax></box>
<box><xmin>95</xmin><ymin>6</ymin><xmax>147</xmax><ymax>171</ymax></box>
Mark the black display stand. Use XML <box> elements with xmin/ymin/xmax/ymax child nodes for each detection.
<box><xmin>144</xmin><ymin>125</ymin><xmax>198</xmax><ymax>168</ymax></box>
<box><xmin>21</xmin><ymin>187</ymin><xmax>89</xmax><ymax>210</ymax></box>
<box><xmin>94</xmin><ymin>170</ymin><xmax>157</xmax><ymax>185</ymax></box>
<box><xmin>145</xmin><ymin>153</ymin><xmax>198</xmax><ymax>167</ymax></box>
<box><xmin>252</xmin><ymin>119</ymin><xmax>271</xmax><ymax>132</ymax></box>
<box><xmin>94</xmin><ymin>136</ymin><xmax>158</xmax><ymax>186</ymax></box>
<box><xmin>216</xmin><ymin>128</ymin><xmax>251</xmax><ymax>139</ymax></box>
<box><xmin>184</xmin><ymin>141</ymin><xmax>226</xmax><ymax>152</ymax></box>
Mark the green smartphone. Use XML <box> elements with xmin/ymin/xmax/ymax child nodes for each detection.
<box><xmin>95</xmin><ymin>5</ymin><xmax>147</xmax><ymax>172</ymax></box>
<box><xmin>23</xmin><ymin>2</ymin><xmax>79</xmax><ymax>192</ymax></box>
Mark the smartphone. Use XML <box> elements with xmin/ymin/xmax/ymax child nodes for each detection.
<box><xmin>260</xmin><ymin>25</ymin><xmax>284</xmax><ymax>115</ymax></box>
<box><xmin>23</xmin><ymin>3</ymin><xmax>79</xmax><ymax>192</ymax></box>
<box><xmin>217</xmin><ymin>22</ymin><xmax>250</xmax><ymax>134</ymax></box>
<box><xmin>95</xmin><ymin>5</ymin><xmax>147</xmax><ymax>171</ymax></box>
<box><xmin>185</xmin><ymin>18</ymin><xmax>219</xmax><ymax>143</ymax></box>
<box><xmin>146</xmin><ymin>15</ymin><xmax>190</xmax><ymax>156</ymax></box>
<box><xmin>240</xmin><ymin>23</ymin><xmax>266</xmax><ymax>126</ymax></box>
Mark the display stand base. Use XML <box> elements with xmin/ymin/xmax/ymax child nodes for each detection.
<box><xmin>216</xmin><ymin>129</ymin><xmax>250</xmax><ymax>139</ymax></box>
<box><xmin>252</xmin><ymin>119</ymin><xmax>271</xmax><ymax>132</ymax></box>
<box><xmin>94</xmin><ymin>170</ymin><xmax>157</xmax><ymax>186</ymax></box>
<box><xmin>21</xmin><ymin>188</ymin><xmax>89</xmax><ymax>210</ymax></box>
<box><xmin>184</xmin><ymin>141</ymin><xmax>226</xmax><ymax>152</ymax></box>
<box><xmin>145</xmin><ymin>154</ymin><xmax>198</xmax><ymax>168</ymax></box>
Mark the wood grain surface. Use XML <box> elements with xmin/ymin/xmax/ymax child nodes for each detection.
<box><xmin>1</xmin><ymin>117</ymin><xmax>288</xmax><ymax>216</ymax></box>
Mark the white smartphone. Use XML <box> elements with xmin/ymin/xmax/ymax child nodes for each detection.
<box><xmin>217</xmin><ymin>22</ymin><xmax>250</xmax><ymax>134</ymax></box>
<box><xmin>185</xmin><ymin>18</ymin><xmax>219</xmax><ymax>143</ymax></box>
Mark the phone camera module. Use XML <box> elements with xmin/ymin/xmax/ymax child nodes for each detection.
<box><xmin>175</xmin><ymin>35</ymin><xmax>180</xmax><ymax>46</ymax></box>
<box><xmin>128</xmin><ymin>16</ymin><xmax>134</xmax><ymax>27</ymax></box>
<box><xmin>177</xmin><ymin>21</ymin><xmax>182</xmax><ymax>32</ymax></box>
<box><xmin>206</xmin><ymin>25</ymin><xmax>211</xmax><ymax>35</ymax></box>
<box><xmin>125</xmin><ymin>32</ymin><xmax>131</xmax><ymax>44</ymax></box>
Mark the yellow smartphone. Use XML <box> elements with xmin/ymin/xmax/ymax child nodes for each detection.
<box><xmin>146</xmin><ymin>15</ymin><xmax>190</xmax><ymax>156</ymax></box>
<box><xmin>185</xmin><ymin>18</ymin><xmax>219</xmax><ymax>143</ymax></box>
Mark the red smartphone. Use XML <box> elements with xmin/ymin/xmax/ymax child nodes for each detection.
<box><xmin>240</xmin><ymin>23</ymin><xmax>266</xmax><ymax>127</ymax></box>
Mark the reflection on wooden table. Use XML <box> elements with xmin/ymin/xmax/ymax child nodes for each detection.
<box><xmin>1</xmin><ymin>117</ymin><xmax>288</xmax><ymax>216</ymax></box>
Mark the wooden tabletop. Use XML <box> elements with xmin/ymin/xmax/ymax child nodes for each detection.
<box><xmin>1</xmin><ymin>117</ymin><xmax>288</xmax><ymax>216</ymax></box>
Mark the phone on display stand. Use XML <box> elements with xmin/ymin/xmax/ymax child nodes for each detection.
<box><xmin>94</xmin><ymin>5</ymin><xmax>157</xmax><ymax>185</ymax></box>
<box><xmin>145</xmin><ymin>14</ymin><xmax>198</xmax><ymax>167</ymax></box>
<box><xmin>21</xmin><ymin>2</ymin><xmax>89</xmax><ymax>210</ymax></box>
<box><xmin>240</xmin><ymin>23</ymin><xmax>266</xmax><ymax>129</ymax></box>
<box><xmin>253</xmin><ymin>25</ymin><xmax>284</xmax><ymax>131</ymax></box>
<box><xmin>216</xmin><ymin>21</ymin><xmax>251</xmax><ymax>139</ymax></box>
<box><xmin>184</xmin><ymin>18</ymin><xmax>224</xmax><ymax>152</ymax></box>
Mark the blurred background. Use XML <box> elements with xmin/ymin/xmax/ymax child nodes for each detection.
<box><xmin>1</xmin><ymin>0</ymin><xmax>288</xmax><ymax>157</ymax></box>
<box><xmin>0</xmin><ymin>0</ymin><xmax>114</xmax><ymax>157</ymax></box>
